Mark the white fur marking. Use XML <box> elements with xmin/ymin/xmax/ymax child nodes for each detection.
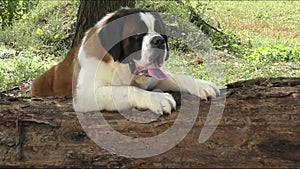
<box><xmin>140</xmin><ymin>12</ymin><xmax>156</xmax><ymax>33</ymax></box>
<box><xmin>137</xmin><ymin>12</ymin><xmax>167</xmax><ymax>67</ymax></box>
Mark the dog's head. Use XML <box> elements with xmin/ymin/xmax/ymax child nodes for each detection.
<box><xmin>98</xmin><ymin>8</ymin><xmax>169</xmax><ymax>80</ymax></box>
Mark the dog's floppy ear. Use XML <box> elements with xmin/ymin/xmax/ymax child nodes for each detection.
<box><xmin>163</xmin><ymin>35</ymin><xmax>169</xmax><ymax>61</ymax></box>
<box><xmin>98</xmin><ymin>16</ymin><xmax>124</xmax><ymax>62</ymax></box>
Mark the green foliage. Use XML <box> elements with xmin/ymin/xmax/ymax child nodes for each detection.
<box><xmin>0</xmin><ymin>1</ymin><xmax>77</xmax><ymax>91</ymax></box>
<box><xmin>0</xmin><ymin>0</ymin><xmax>299</xmax><ymax>94</ymax></box>
<box><xmin>247</xmin><ymin>44</ymin><xmax>300</xmax><ymax>62</ymax></box>
<box><xmin>136</xmin><ymin>0</ymin><xmax>190</xmax><ymax>19</ymax></box>
<box><xmin>137</xmin><ymin>0</ymin><xmax>249</xmax><ymax>57</ymax></box>
<box><xmin>0</xmin><ymin>1</ymin><xmax>77</xmax><ymax>53</ymax></box>
<box><xmin>0</xmin><ymin>46</ymin><xmax>57</xmax><ymax>91</ymax></box>
<box><xmin>139</xmin><ymin>0</ymin><xmax>300</xmax><ymax>86</ymax></box>
<box><xmin>211</xmin><ymin>29</ymin><xmax>251</xmax><ymax>56</ymax></box>
<box><xmin>0</xmin><ymin>0</ymin><xmax>38</xmax><ymax>27</ymax></box>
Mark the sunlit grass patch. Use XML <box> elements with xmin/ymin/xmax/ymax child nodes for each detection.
<box><xmin>203</xmin><ymin>1</ymin><xmax>300</xmax><ymax>43</ymax></box>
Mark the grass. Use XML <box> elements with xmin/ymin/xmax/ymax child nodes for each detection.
<box><xmin>0</xmin><ymin>0</ymin><xmax>299</xmax><ymax>94</ymax></box>
<box><xmin>203</xmin><ymin>1</ymin><xmax>300</xmax><ymax>42</ymax></box>
<box><xmin>0</xmin><ymin>1</ymin><xmax>76</xmax><ymax>51</ymax></box>
<box><xmin>0</xmin><ymin>46</ymin><xmax>57</xmax><ymax>91</ymax></box>
<box><xmin>161</xmin><ymin>1</ymin><xmax>300</xmax><ymax>87</ymax></box>
<box><xmin>0</xmin><ymin>1</ymin><xmax>78</xmax><ymax>93</ymax></box>
<box><xmin>190</xmin><ymin>1</ymin><xmax>300</xmax><ymax>85</ymax></box>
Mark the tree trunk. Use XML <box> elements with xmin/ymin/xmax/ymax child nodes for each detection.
<box><xmin>71</xmin><ymin>0</ymin><xmax>135</xmax><ymax>47</ymax></box>
<box><xmin>0</xmin><ymin>77</ymin><xmax>299</xmax><ymax>168</ymax></box>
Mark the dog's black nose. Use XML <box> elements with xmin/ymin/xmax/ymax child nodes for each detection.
<box><xmin>150</xmin><ymin>36</ymin><xmax>165</xmax><ymax>49</ymax></box>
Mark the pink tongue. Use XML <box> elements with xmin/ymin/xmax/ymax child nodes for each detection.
<box><xmin>148</xmin><ymin>68</ymin><xmax>167</xmax><ymax>80</ymax></box>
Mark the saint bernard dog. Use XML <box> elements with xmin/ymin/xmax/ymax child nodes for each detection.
<box><xmin>30</xmin><ymin>8</ymin><xmax>220</xmax><ymax>115</ymax></box>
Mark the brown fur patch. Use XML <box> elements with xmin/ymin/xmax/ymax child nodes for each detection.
<box><xmin>30</xmin><ymin>46</ymin><xmax>79</xmax><ymax>97</ymax></box>
<box><xmin>84</xmin><ymin>27</ymin><xmax>97</xmax><ymax>46</ymax></box>
<box><xmin>82</xmin><ymin>27</ymin><xmax>112</xmax><ymax>63</ymax></box>
<box><xmin>122</xmin><ymin>19</ymin><xmax>136</xmax><ymax>38</ymax></box>
<box><xmin>103</xmin><ymin>53</ymin><xmax>112</xmax><ymax>63</ymax></box>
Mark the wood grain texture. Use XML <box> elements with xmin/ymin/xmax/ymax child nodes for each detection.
<box><xmin>0</xmin><ymin>77</ymin><xmax>299</xmax><ymax>168</ymax></box>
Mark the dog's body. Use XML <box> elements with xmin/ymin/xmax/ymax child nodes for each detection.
<box><xmin>30</xmin><ymin>46</ymin><xmax>79</xmax><ymax>97</ymax></box>
<box><xmin>30</xmin><ymin>8</ymin><xmax>220</xmax><ymax>115</ymax></box>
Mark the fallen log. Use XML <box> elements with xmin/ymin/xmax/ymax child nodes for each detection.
<box><xmin>0</xmin><ymin>77</ymin><xmax>299</xmax><ymax>168</ymax></box>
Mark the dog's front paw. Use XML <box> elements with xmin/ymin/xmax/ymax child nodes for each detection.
<box><xmin>194</xmin><ymin>80</ymin><xmax>220</xmax><ymax>100</ymax></box>
<box><xmin>136</xmin><ymin>92</ymin><xmax>176</xmax><ymax>115</ymax></box>
<box><xmin>145</xmin><ymin>92</ymin><xmax>176</xmax><ymax>115</ymax></box>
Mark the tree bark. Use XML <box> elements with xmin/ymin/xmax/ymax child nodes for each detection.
<box><xmin>71</xmin><ymin>0</ymin><xmax>135</xmax><ymax>47</ymax></box>
<box><xmin>0</xmin><ymin>77</ymin><xmax>299</xmax><ymax>168</ymax></box>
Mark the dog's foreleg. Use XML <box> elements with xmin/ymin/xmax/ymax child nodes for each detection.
<box><xmin>154</xmin><ymin>73</ymin><xmax>220</xmax><ymax>100</ymax></box>
<box><xmin>74</xmin><ymin>86</ymin><xmax>176</xmax><ymax>115</ymax></box>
